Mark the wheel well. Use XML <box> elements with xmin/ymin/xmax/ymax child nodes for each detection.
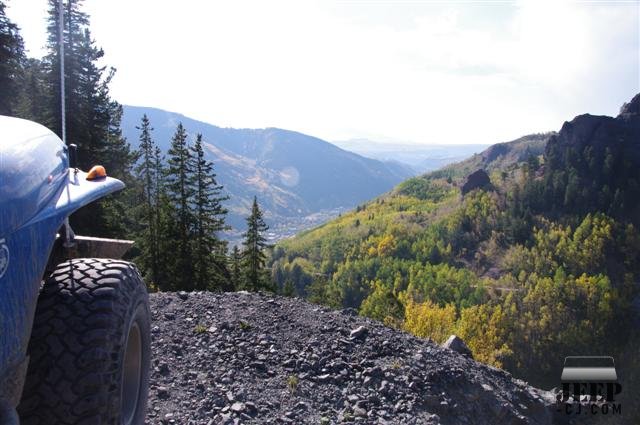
<box><xmin>44</xmin><ymin>225</ymin><xmax>134</xmax><ymax>277</ymax></box>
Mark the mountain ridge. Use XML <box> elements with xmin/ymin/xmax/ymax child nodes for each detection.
<box><xmin>121</xmin><ymin>105</ymin><xmax>413</xmax><ymax>236</ymax></box>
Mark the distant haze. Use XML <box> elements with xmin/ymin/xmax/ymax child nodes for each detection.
<box><xmin>7</xmin><ymin>1</ymin><xmax>639</xmax><ymax>145</ymax></box>
<box><xmin>332</xmin><ymin>139</ymin><xmax>489</xmax><ymax>173</ymax></box>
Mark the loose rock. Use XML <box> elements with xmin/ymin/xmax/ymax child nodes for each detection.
<box><xmin>349</xmin><ymin>326</ymin><xmax>368</xmax><ymax>340</ymax></box>
<box><xmin>146</xmin><ymin>291</ymin><xmax>558</xmax><ymax>424</ymax></box>
<box><xmin>442</xmin><ymin>334</ymin><xmax>473</xmax><ymax>358</ymax></box>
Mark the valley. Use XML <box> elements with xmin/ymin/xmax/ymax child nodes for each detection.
<box><xmin>121</xmin><ymin>106</ymin><xmax>413</xmax><ymax>238</ymax></box>
<box><xmin>121</xmin><ymin>106</ymin><xmax>499</xmax><ymax>241</ymax></box>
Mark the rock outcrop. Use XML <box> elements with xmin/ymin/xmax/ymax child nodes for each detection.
<box><xmin>146</xmin><ymin>291</ymin><xmax>558</xmax><ymax>424</ymax></box>
<box><xmin>542</xmin><ymin>93</ymin><xmax>640</xmax><ymax>221</ymax></box>
<box><xmin>618</xmin><ymin>92</ymin><xmax>640</xmax><ymax>120</ymax></box>
<box><xmin>441</xmin><ymin>335</ymin><xmax>473</xmax><ymax>359</ymax></box>
<box><xmin>461</xmin><ymin>169</ymin><xmax>491</xmax><ymax>195</ymax></box>
<box><xmin>545</xmin><ymin>93</ymin><xmax>639</xmax><ymax>167</ymax></box>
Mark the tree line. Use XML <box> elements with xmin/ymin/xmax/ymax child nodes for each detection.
<box><xmin>134</xmin><ymin>116</ymin><xmax>273</xmax><ymax>291</ymax></box>
<box><xmin>0</xmin><ymin>0</ymin><xmax>273</xmax><ymax>292</ymax></box>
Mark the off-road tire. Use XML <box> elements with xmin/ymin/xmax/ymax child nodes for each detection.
<box><xmin>17</xmin><ymin>259</ymin><xmax>150</xmax><ymax>425</ymax></box>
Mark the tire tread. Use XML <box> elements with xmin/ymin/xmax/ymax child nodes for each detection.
<box><xmin>17</xmin><ymin>258</ymin><xmax>149</xmax><ymax>425</ymax></box>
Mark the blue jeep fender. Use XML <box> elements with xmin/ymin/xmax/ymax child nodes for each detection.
<box><xmin>0</xmin><ymin>169</ymin><xmax>124</xmax><ymax>416</ymax></box>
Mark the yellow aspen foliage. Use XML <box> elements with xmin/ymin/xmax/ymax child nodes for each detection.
<box><xmin>359</xmin><ymin>280</ymin><xmax>403</xmax><ymax>324</ymax></box>
<box><xmin>569</xmin><ymin>214</ymin><xmax>613</xmax><ymax>273</ymax></box>
<box><xmin>377</xmin><ymin>234</ymin><xmax>397</xmax><ymax>257</ymax></box>
<box><xmin>402</xmin><ymin>298</ymin><xmax>456</xmax><ymax>343</ymax></box>
<box><xmin>456</xmin><ymin>304</ymin><xmax>512</xmax><ymax>368</ymax></box>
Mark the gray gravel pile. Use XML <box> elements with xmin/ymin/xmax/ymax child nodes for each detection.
<box><xmin>146</xmin><ymin>291</ymin><xmax>558</xmax><ymax>424</ymax></box>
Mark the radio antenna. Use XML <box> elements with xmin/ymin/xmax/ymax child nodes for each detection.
<box><xmin>58</xmin><ymin>0</ymin><xmax>66</xmax><ymax>145</ymax></box>
<box><xmin>58</xmin><ymin>0</ymin><xmax>76</xmax><ymax>251</ymax></box>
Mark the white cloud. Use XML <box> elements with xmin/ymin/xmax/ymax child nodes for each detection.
<box><xmin>6</xmin><ymin>0</ymin><xmax>639</xmax><ymax>145</ymax></box>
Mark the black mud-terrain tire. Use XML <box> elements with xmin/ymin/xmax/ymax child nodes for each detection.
<box><xmin>17</xmin><ymin>259</ymin><xmax>150</xmax><ymax>425</ymax></box>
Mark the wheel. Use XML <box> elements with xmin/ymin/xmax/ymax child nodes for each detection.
<box><xmin>17</xmin><ymin>259</ymin><xmax>151</xmax><ymax>425</ymax></box>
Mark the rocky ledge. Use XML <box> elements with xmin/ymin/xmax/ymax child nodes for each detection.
<box><xmin>146</xmin><ymin>291</ymin><xmax>557</xmax><ymax>424</ymax></box>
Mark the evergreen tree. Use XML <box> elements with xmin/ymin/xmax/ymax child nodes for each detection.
<box><xmin>42</xmin><ymin>0</ymin><xmax>135</xmax><ymax>237</ymax></box>
<box><xmin>153</xmin><ymin>146</ymin><xmax>174</xmax><ymax>290</ymax></box>
<box><xmin>15</xmin><ymin>58</ymin><xmax>48</xmax><ymax>122</ymax></box>
<box><xmin>94</xmin><ymin>102</ymin><xmax>138</xmax><ymax>237</ymax></box>
<box><xmin>44</xmin><ymin>0</ymin><xmax>88</xmax><ymax>143</ymax></box>
<box><xmin>134</xmin><ymin>114</ymin><xmax>160</xmax><ymax>283</ymax></box>
<box><xmin>190</xmin><ymin>134</ymin><xmax>229</xmax><ymax>290</ymax></box>
<box><xmin>229</xmin><ymin>245</ymin><xmax>242</xmax><ymax>290</ymax></box>
<box><xmin>165</xmin><ymin>123</ymin><xmax>195</xmax><ymax>290</ymax></box>
<box><xmin>43</xmin><ymin>0</ymin><xmax>134</xmax><ymax>167</ymax></box>
<box><xmin>241</xmin><ymin>196</ymin><xmax>272</xmax><ymax>291</ymax></box>
<box><xmin>0</xmin><ymin>0</ymin><xmax>25</xmax><ymax>116</ymax></box>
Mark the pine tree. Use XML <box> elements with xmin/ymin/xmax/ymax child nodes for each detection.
<box><xmin>229</xmin><ymin>245</ymin><xmax>242</xmax><ymax>290</ymax></box>
<box><xmin>43</xmin><ymin>0</ymin><xmax>135</xmax><ymax>237</ymax></box>
<box><xmin>153</xmin><ymin>145</ymin><xmax>174</xmax><ymax>290</ymax></box>
<box><xmin>44</xmin><ymin>0</ymin><xmax>88</xmax><ymax>143</ymax></box>
<box><xmin>43</xmin><ymin>0</ymin><xmax>129</xmax><ymax>167</ymax></box>
<box><xmin>190</xmin><ymin>134</ymin><xmax>229</xmax><ymax>290</ymax></box>
<box><xmin>95</xmin><ymin>102</ymin><xmax>138</xmax><ymax>236</ymax></box>
<box><xmin>165</xmin><ymin>123</ymin><xmax>195</xmax><ymax>290</ymax></box>
<box><xmin>241</xmin><ymin>196</ymin><xmax>272</xmax><ymax>291</ymax></box>
<box><xmin>134</xmin><ymin>114</ymin><xmax>160</xmax><ymax>283</ymax></box>
<box><xmin>0</xmin><ymin>0</ymin><xmax>25</xmax><ymax>116</ymax></box>
<box><xmin>15</xmin><ymin>58</ymin><xmax>48</xmax><ymax>122</ymax></box>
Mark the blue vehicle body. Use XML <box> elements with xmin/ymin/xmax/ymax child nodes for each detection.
<box><xmin>0</xmin><ymin>116</ymin><xmax>124</xmax><ymax>411</ymax></box>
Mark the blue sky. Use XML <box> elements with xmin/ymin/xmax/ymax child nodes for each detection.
<box><xmin>6</xmin><ymin>0</ymin><xmax>640</xmax><ymax>145</ymax></box>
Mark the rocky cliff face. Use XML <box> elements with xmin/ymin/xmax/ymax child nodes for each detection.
<box><xmin>146</xmin><ymin>292</ymin><xmax>559</xmax><ymax>424</ymax></box>
<box><xmin>545</xmin><ymin>93</ymin><xmax>639</xmax><ymax>166</ymax></box>
<box><xmin>618</xmin><ymin>93</ymin><xmax>640</xmax><ymax>120</ymax></box>
<box><xmin>461</xmin><ymin>169</ymin><xmax>491</xmax><ymax>195</ymax></box>
<box><xmin>542</xmin><ymin>93</ymin><xmax>640</xmax><ymax>221</ymax></box>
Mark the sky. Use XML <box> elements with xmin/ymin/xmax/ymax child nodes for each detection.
<box><xmin>6</xmin><ymin>0</ymin><xmax>640</xmax><ymax>145</ymax></box>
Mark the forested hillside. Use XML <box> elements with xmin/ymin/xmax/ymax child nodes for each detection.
<box><xmin>121</xmin><ymin>105</ymin><xmax>413</xmax><ymax>231</ymax></box>
<box><xmin>272</xmin><ymin>96</ymin><xmax>640</xmax><ymax>408</ymax></box>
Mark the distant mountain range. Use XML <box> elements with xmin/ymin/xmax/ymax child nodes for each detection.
<box><xmin>331</xmin><ymin>139</ymin><xmax>489</xmax><ymax>173</ymax></box>
<box><xmin>121</xmin><ymin>106</ymin><xmax>414</xmax><ymax>238</ymax></box>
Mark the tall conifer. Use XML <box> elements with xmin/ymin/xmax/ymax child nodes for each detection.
<box><xmin>241</xmin><ymin>196</ymin><xmax>271</xmax><ymax>291</ymax></box>
<box><xmin>191</xmin><ymin>134</ymin><xmax>229</xmax><ymax>290</ymax></box>
<box><xmin>44</xmin><ymin>0</ymin><xmax>135</xmax><ymax>237</ymax></box>
<box><xmin>153</xmin><ymin>146</ymin><xmax>174</xmax><ymax>290</ymax></box>
<box><xmin>165</xmin><ymin>123</ymin><xmax>194</xmax><ymax>290</ymax></box>
<box><xmin>229</xmin><ymin>245</ymin><xmax>242</xmax><ymax>291</ymax></box>
<box><xmin>134</xmin><ymin>114</ymin><xmax>160</xmax><ymax>283</ymax></box>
